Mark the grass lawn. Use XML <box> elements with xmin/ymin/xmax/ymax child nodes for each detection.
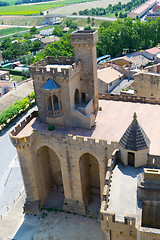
<box><xmin>0</xmin><ymin>0</ymin><xmax>97</xmax><ymax>15</ymax></box>
<box><xmin>10</xmin><ymin>75</ymin><xmax>24</xmax><ymax>82</ymax></box>
<box><xmin>0</xmin><ymin>27</ymin><xmax>28</xmax><ymax>36</ymax></box>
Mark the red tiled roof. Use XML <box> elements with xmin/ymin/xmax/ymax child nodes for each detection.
<box><xmin>145</xmin><ymin>47</ymin><xmax>160</xmax><ymax>54</ymax></box>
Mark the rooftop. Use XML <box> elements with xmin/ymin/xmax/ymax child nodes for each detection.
<box><xmin>98</xmin><ymin>67</ymin><xmax>123</xmax><ymax>84</ymax></box>
<box><xmin>107</xmin><ymin>163</ymin><xmax>143</xmax><ymax>218</ymax></box>
<box><xmin>119</xmin><ymin>113</ymin><xmax>150</xmax><ymax>151</ymax></box>
<box><xmin>131</xmin><ymin>0</ymin><xmax>156</xmax><ymax>14</ymax></box>
<box><xmin>144</xmin><ymin>47</ymin><xmax>160</xmax><ymax>55</ymax></box>
<box><xmin>14</xmin><ymin>100</ymin><xmax>160</xmax><ymax>155</ymax></box>
<box><xmin>40</xmin><ymin>36</ymin><xmax>60</xmax><ymax>43</ymax></box>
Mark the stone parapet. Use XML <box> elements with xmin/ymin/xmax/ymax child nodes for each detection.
<box><xmin>98</xmin><ymin>92</ymin><xmax>160</xmax><ymax>105</ymax></box>
<box><xmin>29</xmin><ymin>59</ymin><xmax>81</xmax><ymax>82</ymax></box>
<box><xmin>31</xmin><ymin>56</ymin><xmax>75</xmax><ymax>67</ymax></box>
<box><xmin>71</xmin><ymin>30</ymin><xmax>98</xmax><ymax>47</ymax></box>
<box><xmin>101</xmin><ymin>149</ymin><xmax>119</xmax><ymax>211</ymax></box>
<box><xmin>147</xmin><ymin>153</ymin><xmax>160</xmax><ymax>168</ymax></box>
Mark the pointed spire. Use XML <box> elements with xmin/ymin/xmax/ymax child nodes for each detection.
<box><xmin>133</xmin><ymin>112</ymin><xmax>137</xmax><ymax>121</ymax></box>
<box><xmin>119</xmin><ymin>113</ymin><xmax>150</xmax><ymax>151</ymax></box>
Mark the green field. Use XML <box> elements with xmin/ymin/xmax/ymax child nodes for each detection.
<box><xmin>0</xmin><ymin>27</ymin><xmax>28</xmax><ymax>36</ymax></box>
<box><xmin>0</xmin><ymin>16</ymin><xmax>44</xmax><ymax>26</ymax></box>
<box><xmin>0</xmin><ymin>0</ymin><xmax>96</xmax><ymax>15</ymax></box>
<box><xmin>11</xmin><ymin>75</ymin><xmax>24</xmax><ymax>82</ymax></box>
<box><xmin>6</xmin><ymin>0</ymin><xmax>17</xmax><ymax>5</ymax></box>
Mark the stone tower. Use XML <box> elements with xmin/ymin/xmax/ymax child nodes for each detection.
<box><xmin>29</xmin><ymin>30</ymin><xmax>98</xmax><ymax>129</ymax></box>
<box><xmin>119</xmin><ymin>113</ymin><xmax>150</xmax><ymax>168</ymax></box>
<box><xmin>71</xmin><ymin>30</ymin><xmax>99</xmax><ymax>111</ymax></box>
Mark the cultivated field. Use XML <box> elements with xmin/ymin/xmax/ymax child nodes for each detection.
<box><xmin>0</xmin><ymin>16</ymin><xmax>44</xmax><ymax>26</ymax></box>
<box><xmin>49</xmin><ymin>0</ymin><xmax>131</xmax><ymax>15</ymax></box>
<box><xmin>0</xmin><ymin>0</ymin><xmax>96</xmax><ymax>15</ymax></box>
<box><xmin>0</xmin><ymin>27</ymin><xmax>27</xmax><ymax>35</ymax></box>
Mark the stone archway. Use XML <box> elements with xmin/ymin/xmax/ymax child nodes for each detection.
<box><xmin>75</xmin><ymin>88</ymin><xmax>80</xmax><ymax>105</ymax></box>
<box><xmin>79</xmin><ymin>153</ymin><xmax>100</xmax><ymax>215</ymax></box>
<box><xmin>37</xmin><ymin>146</ymin><xmax>64</xmax><ymax>209</ymax></box>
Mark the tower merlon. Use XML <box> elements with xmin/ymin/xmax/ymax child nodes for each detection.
<box><xmin>71</xmin><ymin>30</ymin><xmax>98</xmax><ymax>47</ymax></box>
<box><xmin>29</xmin><ymin>59</ymin><xmax>81</xmax><ymax>81</ymax></box>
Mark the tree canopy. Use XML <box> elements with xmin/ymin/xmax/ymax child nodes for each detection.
<box><xmin>97</xmin><ymin>17</ymin><xmax>160</xmax><ymax>57</ymax></box>
<box><xmin>34</xmin><ymin>33</ymin><xmax>74</xmax><ymax>63</ymax></box>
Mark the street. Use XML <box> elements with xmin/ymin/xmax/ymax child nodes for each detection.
<box><xmin>0</xmin><ymin>106</ymin><xmax>37</xmax><ymax>217</ymax></box>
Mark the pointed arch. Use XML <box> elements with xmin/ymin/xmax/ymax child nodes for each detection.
<box><xmin>79</xmin><ymin>153</ymin><xmax>100</xmax><ymax>211</ymax></box>
<box><xmin>75</xmin><ymin>88</ymin><xmax>80</xmax><ymax>105</ymax></box>
<box><xmin>37</xmin><ymin>146</ymin><xmax>64</xmax><ymax>209</ymax></box>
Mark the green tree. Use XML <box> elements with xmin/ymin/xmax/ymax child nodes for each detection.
<box><xmin>34</xmin><ymin>33</ymin><xmax>74</xmax><ymax>62</ymax></box>
<box><xmin>69</xmin><ymin>22</ymin><xmax>78</xmax><ymax>29</ymax></box>
<box><xmin>91</xmin><ymin>17</ymin><xmax>95</xmax><ymax>26</ymax></box>
<box><xmin>65</xmin><ymin>18</ymin><xmax>72</xmax><ymax>27</ymax></box>
<box><xmin>119</xmin><ymin>12</ymin><xmax>123</xmax><ymax>18</ymax></box>
<box><xmin>87</xmin><ymin>16</ymin><xmax>90</xmax><ymax>24</ymax></box>
<box><xmin>115</xmin><ymin>11</ymin><xmax>118</xmax><ymax>17</ymax></box>
<box><xmin>84</xmin><ymin>25</ymin><xmax>92</xmax><ymax>30</ymax></box>
<box><xmin>52</xmin><ymin>25</ymin><xmax>63</xmax><ymax>37</ymax></box>
<box><xmin>30</xmin><ymin>26</ymin><xmax>37</xmax><ymax>35</ymax></box>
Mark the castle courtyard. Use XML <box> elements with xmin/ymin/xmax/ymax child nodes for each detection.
<box><xmin>16</xmin><ymin>99</ymin><xmax>160</xmax><ymax>155</ymax></box>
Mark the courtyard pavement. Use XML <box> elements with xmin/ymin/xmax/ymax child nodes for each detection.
<box><xmin>107</xmin><ymin>163</ymin><xmax>143</xmax><ymax>219</ymax></box>
<box><xmin>16</xmin><ymin>100</ymin><xmax>160</xmax><ymax>156</ymax></box>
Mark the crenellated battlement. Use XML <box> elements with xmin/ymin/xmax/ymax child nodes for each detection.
<box><xmin>29</xmin><ymin>57</ymin><xmax>81</xmax><ymax>81</ymax></box>
<box><xmin>32</xmin><ymin>56</ymin><xmax>75</xmax><ymax>67</ymax></box>
<box><xmin>102</xmin><ymin>213</ymin><xmax>135</xmax><ymax>225</ymax></box>
<box><xmin>37</xmin><ymin>131</ymin><xmax>111</xmax><ymax>149</ymax></box>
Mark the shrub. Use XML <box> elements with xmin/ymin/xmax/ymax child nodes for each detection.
<box><xmin>30</xmin><ymin>91</ymin><xmax>35</xmax><ymax>100</ymax></box>
<box><xmin>0</xmin><ymin>96</ymin><xmax>31</xmax><ymax>128</ymax></box>
<box><xmin>48</xmin><ymin>125</ymin><xmax>55</xmax><ymax>131</ymax></box>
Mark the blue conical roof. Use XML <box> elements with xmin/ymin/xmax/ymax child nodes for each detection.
<box><xmin>42</xmin><ymin>78</ymin><xmax>60</xmax><ymax>90</ymax></box>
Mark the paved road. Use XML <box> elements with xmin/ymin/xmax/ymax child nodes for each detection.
<box><xmin>65</xmin><ymin>14</ymin><xmax>117</xmax><ymax>21</ymax></box>
<box><xmin>0</xmin><ymin>133</ymin><xmax>23</xmax><ymax>216</ymax></box>
<box><xmin>111</xmin><ymin>79</ymin><xmax>134</xmax><ymax>95</ymax></box>
<box><xmin>0</xmin><ymin>106</ymin><xmax>37</xmax><ymax>216</ymax></box>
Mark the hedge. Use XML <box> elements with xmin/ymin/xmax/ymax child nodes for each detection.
<box><xmin>0</xmin><ymin>67</ymin><xmax>22</xmax><ymax>76</ymax></box>
<box><xmin>0</xmin><ymin>91</ymin><xmax>35</xmax><ymax>128</ymax></box>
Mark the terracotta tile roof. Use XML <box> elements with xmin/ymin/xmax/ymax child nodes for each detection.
<box><xmin>98</xmin><ymin>66</ymin><xmax>123</xmax><ymax>84</ymax></box>
<box><xmin>145</xmin><ymin>47</ymin><xmax>160</xmax><ymax>55</ymax></box>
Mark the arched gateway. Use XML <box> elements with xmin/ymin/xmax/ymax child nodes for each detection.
<box><xmin>37</xmin><ymin>146</ymin><xmax>64</xmax><ymax>209</ymax></box>
<box><xmin>79</xmin><ymin>153</ymin><xmax>100</xmax><ymax>213</ymax></box>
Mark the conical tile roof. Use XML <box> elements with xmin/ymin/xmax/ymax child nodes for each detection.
<box><xmin>42</xmin><ymin>78</ymin><xmax>60</xmax><ymax>90</ymax></box>
<box><xmin>119</xmin><ymin>113</ymin><xmax>150</xmax><ymax>151</ymax></box>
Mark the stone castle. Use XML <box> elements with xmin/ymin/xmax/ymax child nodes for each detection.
<box><xmin>10</xmin><ymin>30</ymin><xmax>160</xmax><ymax>240</ymax></box>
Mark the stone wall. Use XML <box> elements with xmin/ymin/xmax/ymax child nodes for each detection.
<box><xmin>147</xmin><ymin>154</ymin><xmax>160</xmax><ymax>168</ymax></box>
<box><xmin>10</xmin><ymin>113</ymin><xmax>118</xmax><ymax>215</ymax></box>
<box><xmin>98</xmin><ymin>92</ymin><xmax>160</xmax><ymax>105</ymax></box>
<box><xmin>134</xmin><ymin>72</ymin><xmax>160</xmax><ymax>99</ymax></box>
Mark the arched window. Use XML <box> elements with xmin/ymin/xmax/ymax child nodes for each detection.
<box><xmin>47</xmin><ymin>96</ymin><xmax>52</xmax><ymax>111</ymax></box>
<box><xmin>53</xmin><ymin>95</ymin><xmax>59</xmax><ymax>110</ymax></box>
<box><xmin>75</xmin><ymin>89</ymin><xmax>80</xmax><ymax>105</ymax></box>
